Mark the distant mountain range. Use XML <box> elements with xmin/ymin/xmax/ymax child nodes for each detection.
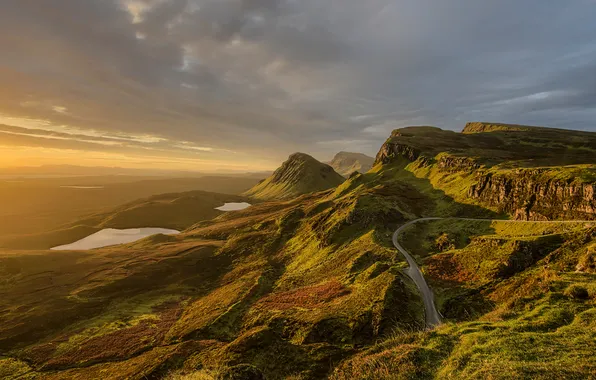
<box><xmin>327</xmin><ymin>151</ymin><xmax>375</xmax><ymax>177</ymax></box>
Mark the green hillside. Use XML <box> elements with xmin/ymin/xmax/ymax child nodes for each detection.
<box><xmin>244</xmin><ymin>153</ymin><xmax>345</xmax><ymax>200</ymax></box>
<box><xmin>1</xmin><ymin>123</ymin><xmax>595</xmax><ymax>379</ymax></box>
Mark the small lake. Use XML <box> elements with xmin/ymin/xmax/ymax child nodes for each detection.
<box><xmin>215</xmin><ymin>202</ymin><xmax>252</xmax><ymax>211</ymax></box>
<box><xmin>51</xmin><ymin>228</ymin><xmax>180</xmax><ymax>250</ymax></box>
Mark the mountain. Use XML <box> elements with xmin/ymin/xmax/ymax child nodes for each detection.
<box><xmin>243</xmin><ymin>152</ymin><xmax>345</xmax><ymax>200</ymax></box>
<box><xmin>1</xmin><ymin>123</ymin><xmax>595</xmax><ymax>380</ymax></box>
<box><xmin>328</xmin><ymin>151</ymin><xmax>375</xmax><ymax>177</ymax></box>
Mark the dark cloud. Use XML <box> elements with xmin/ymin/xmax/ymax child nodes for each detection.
<box><xmin>0</xmin><ymin>0</ymin><xmax>595</xmax><ymax>166</ymax></box>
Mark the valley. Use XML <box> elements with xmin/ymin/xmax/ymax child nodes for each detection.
<box><xmin>0</xmin><ymin>123</ymin><xmax>595</xmax><ymax>380</ymax></box>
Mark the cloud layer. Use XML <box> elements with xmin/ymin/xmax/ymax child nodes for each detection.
<box><xmin>1</xmin><ymin>0</ymin><xmax>595</xmax><ymax>167</ymax></box>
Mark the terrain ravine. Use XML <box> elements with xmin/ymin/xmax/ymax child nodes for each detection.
<box><xmin>394</xmin><ymin>217</ymin><xmax>596</xmax><ymax>329</ymax></box>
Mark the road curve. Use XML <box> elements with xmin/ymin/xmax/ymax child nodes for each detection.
<box><xmin>393</xmin><ymin>217</ymin><xmax>595</xmax><ymax>329</ymax></box>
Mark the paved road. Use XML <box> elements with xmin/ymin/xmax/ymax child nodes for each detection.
<box><xmin>393</xmin><ymin>217</ymin><xmax>595</xmax><ymax>329</ymax></box>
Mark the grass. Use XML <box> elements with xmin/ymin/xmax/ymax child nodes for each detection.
<box><xmin>1</xmin><ymin>125</ymin><xmax>594</xmax><ymax>379</ymax></box>
<box><xmin>0</xmin><ymin>174</ymin><xmax>429</xmax><ymax>379</ymax></box>
<box><xmin>332</xmin><ymin>222</ymin><xmax>596</xmax><ymax>380</ymax></box>
<box><xmin>0</xmin><ymin>358</ymin><xmax>35</xmax><ymax>380</ymax></box>
<box><xmin>384</xmin><ymin>123</ymin><xmax>596</xmax><ymax>167</ymax></box>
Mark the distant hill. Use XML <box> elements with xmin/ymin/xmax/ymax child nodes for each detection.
<box><xmin>328</xmin><ymin>151</ymin><xmax>375</xmax><ymax>177</ymax></box>
<box><xmin>1</xmin><ymin>190</ymin><xmax>250</xmax><ymax>250</ymax></box>
<box><xmin>0</xmin><ymin>175</ymin><xmax>260</xmax><ymax>239</ymax></box>
<box><xmin>244</xmin><ymin>152</ymin><xmax>345</xmax><ymax>200</ymax></box>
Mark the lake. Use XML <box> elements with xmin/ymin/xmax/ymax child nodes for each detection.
<box><xmin>51</xmin><ymin>228</ymin><xmax>180</xmax><ymax>250</ymax></box>
<box><xmin>215</xmin><ymin>202</ymin><xmax>252</xmax><ymax>211</ymax></box>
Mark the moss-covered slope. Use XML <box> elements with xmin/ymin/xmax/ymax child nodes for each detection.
<box><xmin>0</xmin><ymin>175</ymin><xmax>432</xmax><ymax>379</ymax></box>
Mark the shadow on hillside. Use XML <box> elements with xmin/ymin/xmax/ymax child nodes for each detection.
<box><xmin>371</xmin><ymin>163</ymin><xmax>502</xmax><ymax>219</ymax></box>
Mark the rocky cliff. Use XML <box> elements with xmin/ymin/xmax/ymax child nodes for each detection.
<box><xmin>468</xmin><ymin>170</ymin><xmax>595</xmax><ymax>220</ymax></box>
<box><xmin>462</xmin><ymin>122</ymin><xmax>541</xmax><ymax>133</ymax></box>
<box><xmin>374</xmin><ymin>123</ymin><xmax>596</xmax><ymax>220</ymax></box>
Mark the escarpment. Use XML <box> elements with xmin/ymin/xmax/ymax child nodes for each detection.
<box><xmin>468</xmin><ymin>171</ymin><xmax>595</xmax><ymax>220</ymax></box>
<box><xmin>374</xmin><ymin>123</ymin><xmax>596</xmax><ymax>220</ymax></box>
<box><xmin>375</xmin><ymin>141</ymin><xmax>422</xmax><ymax>164</ymax></box>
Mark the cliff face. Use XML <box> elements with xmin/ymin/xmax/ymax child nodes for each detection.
<box><xmin>462</xmin><ymin>122</ymin><xmax>539</xmax><ymax>134</ymax></box>
<box><xmin>375</xmin><ymin>141</ymin><xmax>422</xmax><ymax>165</ymax></box>
<box><xmin>374</xmin><ymin>124</ymin><xmax>596</xmax><ymax>220</ymax></box>
<box><xmin>468</xmin><ymin>171</ymin><xmax>596</xmax><ymax>220</ymax></box>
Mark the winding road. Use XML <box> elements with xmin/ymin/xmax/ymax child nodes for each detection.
<box><xmin>393</xmin><ymin>217</ymin><xmax>595</xmax><ymax>328</ymax></box>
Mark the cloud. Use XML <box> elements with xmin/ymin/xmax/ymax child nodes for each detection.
<box><xmin>0</xmin><ymin>0</ymin><xmax>595</xmax><ymax>167</ymax></box>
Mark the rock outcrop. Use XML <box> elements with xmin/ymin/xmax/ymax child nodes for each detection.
<box><xmin>462</xmin><ymin>122</ymin><xmax>540</xmax><ymax>134</ymax></box>
<box><xmin>468</xmin><ymin>171</ymin><xmax>596</xmax><ymax>220</ymax></box>
<box><xmin>375</xmin><ymin>141</ymin><xmax>422</xmax><ymax>165</ymax></box>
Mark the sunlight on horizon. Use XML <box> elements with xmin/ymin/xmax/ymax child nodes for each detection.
<box><xmin>0</xmin><ymin>145</ymin><xmax>275</xmax><ymax>172</ymax></box>
<box><xmin>0</xmin><ymin>115</ymin><xmax>277</xmax><ymax>172</ymax></box>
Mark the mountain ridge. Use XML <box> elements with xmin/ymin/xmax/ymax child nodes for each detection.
<box><xmin>375</xmin><ymin>123</ymin><xmax>596</xmax><ymax>220</ymax></box>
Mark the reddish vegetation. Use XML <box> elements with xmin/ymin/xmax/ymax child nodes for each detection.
<box><xmin>256</xmin><ymin>280</ymin><xmax>350</xmax><ymax>310</ymax></box>
<box><xmin>21</xmin><ymin>342</ymin><xmax>58</xmax><ymax>365</ymax></box>
<box><xmin>425</xmin><ymin>253</ymin><xmax>473</xmax><ymax>285</ymax></box>
<box><xmin>29</xmin><ymin>301</ymin><xmax>183</xmax><ymax>370</ymax></box>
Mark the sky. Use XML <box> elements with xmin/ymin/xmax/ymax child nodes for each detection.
<box><xmin>1</xmin><ymin>0</ymin><xmax>596</xmax><ymax>171</ymax></box>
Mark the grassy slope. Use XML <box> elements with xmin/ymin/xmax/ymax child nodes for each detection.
<box><xmin>244</xmin><ymin>153</ymin><xmax>345</xmax><ymax>200</ymax></box>
<box><xmin>0</xmin><ymin>173</ymin><xmax>438</xmax><ymax>379</ymax></box>
<box><xmin>0</xmin><ymin>155</ymin><xmax>521</xmax><ymax>379</ymax></box>
<box><xmin>328</xmin><ymin>152</ymin><xmax>375</xmax><ymax>177</ymax></box>
<box><xmin>330</xmin><ymin>219</ymin><xmax>596</xmax><ymax>379</ymax></box>
<box><xmin>1</xmin><ymin>125</ymin><xmax>594</xmax><ymax>379</ymax></box>
<box><xmin>384</xmin><ymin>124</ymin><xmax>596</xmax><ymax>167</ymax></box>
